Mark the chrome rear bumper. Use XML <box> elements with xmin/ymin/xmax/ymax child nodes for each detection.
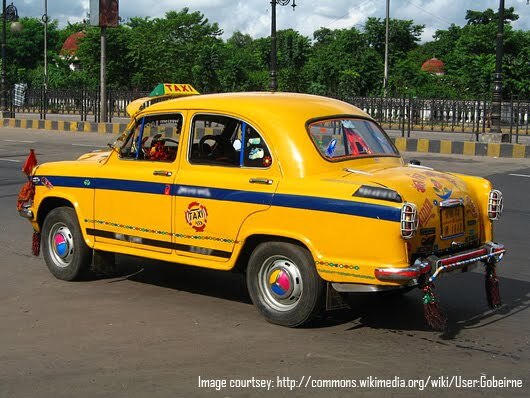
<box><xmin>374</xmin><ymin>242</ymin><xmax>506</xmax><ymax>283</ymax></box>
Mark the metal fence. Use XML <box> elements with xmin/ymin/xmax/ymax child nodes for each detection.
<box><xmin>9</xmin><ymin>88</ymin><xmax>149</xmax><ymax>122</ymax></box>
<box><xmin>7</xmin><ymin>88</ymin><xmax>530</xmax><ymax>142</ymax></box>
<box><xmin>348</xmin><ymin>96</ymin><xmax>530</xmax><ymax>142</ymax></box>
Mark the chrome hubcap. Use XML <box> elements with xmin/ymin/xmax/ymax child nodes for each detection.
<box><xmin>48</xmin><ymin>223</ymin><xmax>74</xmax><ymax>268</ymax></box>
<box><xmin>258</xmin><ymin>256</ymin><xmax>303</xmax><ymax>311</ymax></box>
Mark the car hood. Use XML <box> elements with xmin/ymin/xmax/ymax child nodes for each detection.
<box><xmin>33</xmin><ymin>151</ymin><xmax>111</xmax><ymax>177</ymax></box>
<box><xmin>76</xmin><ymin>150</ymin><xmax>112</xmax><ymax>162</ymax></box>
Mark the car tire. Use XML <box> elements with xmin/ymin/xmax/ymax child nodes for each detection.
<box><xmin>41</xmin><ymin>207</ymin><xmax>91</xmax><ymax>281</ymax></box>
<box><xmin>246</xmin><ymin>242</ymin><xmax>325</xmax><ymax>327</ymax></box>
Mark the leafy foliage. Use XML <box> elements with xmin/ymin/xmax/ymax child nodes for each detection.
<box><xmin>4</xmin><ymin>6</ymin><xmax>529</xmax><ymax>100</ymax></box>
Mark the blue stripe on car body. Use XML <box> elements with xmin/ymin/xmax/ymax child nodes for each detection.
<box><xmin>35</xmin><ymin>175</ymin><xmax>401</xmax><ymax>222</ymax></box>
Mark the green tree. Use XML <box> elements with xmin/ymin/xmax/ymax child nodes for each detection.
<box><xmin>426</xmin><ymin>7</ymin><xmax>524</xmax><ymax>98</ymax></box>
<box><xmin>220</xmin><ymin>31</ymin><xmax>264</xmax><ymax>91</ymax></box>
<box><xmin>124</xmin><ymin>8</ymin><xmax>224</xmax><ymax>92</ymax></box>
<box><xmin>6</xmin><ymin>17</ymin><xmax>61</xmax><ymax>84</ymax></box>
<box><xmin>74</xmin><ymin>24</ymin><xmax>133</xmax><ymax>89</ymax></box>
<box><xmin>307</xmin><ymin>27</ymin><xmax>382</xmax><ymax>97</ymax></box>
<box><xmin>364</xmin><ymin>17</ymin><xmax>424</xmax><ymax>58</ymax></box>
<box><xmin>275</xmin><ymin>29</ymin><xmax>311</xmax><ymax>92</ymax></box>
<box><xmin>465</xmin><ymin>7</ymin><xmax>518</xmax><ymax>25</ymax></box>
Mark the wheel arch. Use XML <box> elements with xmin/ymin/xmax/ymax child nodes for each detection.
<box><xmin>233</xmin><ymin>234</ymin><xmax>313</xmax><ymax>273</ymax></box>
<box><xmin>37</xmin><ymin>196</ymin><xmax>75</xmax><ymax>229</ymax></box>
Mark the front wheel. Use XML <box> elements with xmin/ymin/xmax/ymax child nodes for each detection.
<box><xmin>246</xmin><ymin>242</ymin><xmax>325</xmax><ymax>327</ymax></box>
<box><xmin>41</xmin><ymin>207</ymin><xmax>91</xmax><ymax>281</ymax></box>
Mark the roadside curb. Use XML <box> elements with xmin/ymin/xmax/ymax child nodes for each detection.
<box><xmin>1</xmin><ymin>118</ymin><xmax>127</xmax><ymax>135</ymax></box>
<box><xmin>2</xmin><ymin>118</ymin><xmax>529</xmax><ymax>159</ymax></box>
<box><xmin>391</xmin><ymin>137</ymin><xmax>529</xmax><ymax>159</ymax></box>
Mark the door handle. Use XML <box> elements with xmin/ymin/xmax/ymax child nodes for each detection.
<box><xmin>153</xmin><ymin>170</ymin><xmax>173</xmax><ymax>177</ymax></box>
<box><xmin>249</xmin><ymin>177</ymin><xmax>273</xmax><ymax>185</ymax></box>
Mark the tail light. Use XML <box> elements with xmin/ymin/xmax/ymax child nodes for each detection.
<box><xmin>400</xmin><ymin>202</ymin><xmax>418</xmax><ymax>239</ymax></box>
<box><xmin>488</xmin><ymin>190</ymin><xmax>503</xmax><ymax>220</ymax></box>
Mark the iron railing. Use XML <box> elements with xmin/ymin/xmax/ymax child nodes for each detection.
<box><xmin>6</xmin><ymin>88</ymin><xmax>530</xmax><ymax>142</ymax></box>
<box><xmin>9</xmin><ymin>88</ymin><xmax>149</xmax><ymax>122</ymax></box>
<box><xmin>347</xmin><ymin>95</ymin><xmax>529</xmax><ymax>142</ymax></box>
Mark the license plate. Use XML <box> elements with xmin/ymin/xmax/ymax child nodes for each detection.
<box><xmin>440</xmin><ymin>206</ymin><xmax>464</xmax><ymax>239</ymax></box>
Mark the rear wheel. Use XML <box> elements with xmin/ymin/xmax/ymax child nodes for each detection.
<box><xmin>41</xmin><ymin>207</ymin><xmax>91</xmax><ymax>281</ymax></box>
<box><xmin>246</xmin><ymin>242</ymin><xmax>325</xmax><ymax>327</ymax></box>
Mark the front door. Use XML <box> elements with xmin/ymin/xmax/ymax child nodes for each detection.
<box><xmin>92</xmin><ymin>113</ymin><xmax>183</xmax><ymax>254</ymax></box>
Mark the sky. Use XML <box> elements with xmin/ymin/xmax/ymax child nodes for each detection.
<box><xmin>15</xmin><ymin>0</ymin><xmax>530</xmax><ymax>42</ymax></box>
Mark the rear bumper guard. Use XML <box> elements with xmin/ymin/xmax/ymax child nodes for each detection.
<box><xmin>19</xmin><ymin>204</ymin><xmax>34</xmax><ymax>220</ymax></box>
<box><xmin>375</xmin><ymin>242</ymin><xmax>506</xmax><ymax>283</ymax></box>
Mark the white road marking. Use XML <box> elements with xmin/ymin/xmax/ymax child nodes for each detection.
<box><xmin>3</xmin><ymin>139</ymin><xmax>35</xmax><ymax>143</ymax></box>
<box><xmin>0</xmin><ymin>158</ymin><xmax>22</xmax><ymax>162</ymax></box>
<box><xmin>71</xmin><ymin>144</ymin><xmax>107</xmax><ymax>148</ymax></box>
<box><xmin>509</xmin><ymin>173</ymin><xmax>530</xmax><ymax>178</ymax></box>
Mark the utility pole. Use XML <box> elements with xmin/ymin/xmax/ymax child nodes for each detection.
<box><xmin>269</xmin><ymin>0</ymin><xmax>297</xmax><ymax>92</ymax></box>
<box><xmin>383</xmin><ymin>0</ymin><xmax>390</xmax><ymax>97</ymax></box>
<box><xmin>100</xmin><ymin>26</ymin><xmax>107</xmax><ymax>122</ymax></box>
<box><xmin>43</xmin><ymin>0</ymin><xmax>48</xmax><ymax>91</ymax></box>
<box><xmin>42</xmin><ymin>0</ymin><xmax>48</xmax><ymax>119</ymax></box>
<box><xmin>90</xmin><ymin>0</ymin><xmax>118</xmax><ymax>123</ymax></box>
<box><xmin>483</xmin><ymin>0</ymin><xmax>508</xmax><ymax>142</ymax></box>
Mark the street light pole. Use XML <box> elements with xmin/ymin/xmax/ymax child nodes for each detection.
<box><xmin>41</xmin><ymin>0</ymin><xmax>48</xmax><ymax>120</ymax></box>
<box><xmin>1</xmin><ymin>0</ymin><xmax>18</xmax><ymax>117</ymax></box>
<box><xmin>43</xmin><ymin>0</ymin><xmax>48</xmax><ymax>91</ymax></box>
<box><xmin>383</xmin><ymin>0</ymin><xmax>390</xmax><ymax>97</ymax></box>
<box><xmin>269</xmin><ymin>0</ymin><xmax>297</xmax><ymax>92</ymax></box>
<box><xmin>486</xmin><ymin>0</ymin><xmax>509</xmax><ymax>142</ymax></box>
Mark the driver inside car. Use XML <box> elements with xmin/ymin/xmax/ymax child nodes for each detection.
<box><xmin>199</xmin><ymin>134</ymin><xmax>237</xmax><ymax>164</ymax></box>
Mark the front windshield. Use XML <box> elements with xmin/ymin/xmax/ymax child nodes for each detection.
<box><xmin>308</xmin><ymin>118</ymin><xmax>398</xmax><ymax>160</ymax></box>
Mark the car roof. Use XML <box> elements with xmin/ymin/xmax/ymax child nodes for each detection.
<box><xmin>140</xmin><ymin>92</ymin><xmax>378</xmax><ymax>177</ymax></box>
<box><xmin>144</xmin><ymin>91</ymin><xmax>371</xmax><ymax>125</ymax></box>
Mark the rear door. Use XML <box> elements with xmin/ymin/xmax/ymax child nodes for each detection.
<box><xmin>172</xmin><ymin>113</ymin><xmax>280</xmax><ymax>261</ymax></box>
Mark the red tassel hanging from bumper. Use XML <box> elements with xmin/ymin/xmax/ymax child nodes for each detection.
<box><xmin>422</xmin><ymin>283</ymin><xmax>447</xmax><ymax>331</ymax></box>
<box><xmin>17</xmin><ymin>181</ymin><xmax>35</xmax><ymax>211</ymax></box>
<box><xmin>32</xmin><ymin>232</ymin><xmax>41</xmax><ymax>257</ymax></box>
<box><xmin>485</xmin><ymin>261</ymin><xmax>501</xmax><ymax>309</ymax></box>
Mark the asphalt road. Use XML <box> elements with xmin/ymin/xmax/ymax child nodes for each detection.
<box><xmin>0</xmin><ymin>128</ymin><xmax>529</xmax><ymax>398</ymax></box>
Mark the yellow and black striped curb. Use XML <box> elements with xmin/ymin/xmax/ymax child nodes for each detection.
<box><xmin>1</xmin><ymin>118</ymin><xmax>128</xmax><ymax>134</ymax></box>
<box><xmin>1</xmin><ymin>118</ymin><xmax>219</xmax><ymax>138</ymax></box>
<box><xmin>2</xmin><ymin>118</ymin><xmax>529</xmax><ymax>158</ymax></box>
<box><xmin>392</xmin><ymin>137</ymin><xmax>529</xmax><ymax>158</ymax></box>
<box><xmin>382</xmin><ymin>124</ymin><xmax>529</xmax><ymax>135</ymax></box>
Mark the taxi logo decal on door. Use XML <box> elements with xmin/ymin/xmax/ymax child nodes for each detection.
<box><xmin>185</xmin><ymin>202</ymin><xmax>208</xmax><ymax>232</ymax></box>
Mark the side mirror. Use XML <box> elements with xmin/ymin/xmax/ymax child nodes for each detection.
<box><xmin>409</xmin><ymin>159</ymin><xmax>421</xmax><ymax>166</ymax></box>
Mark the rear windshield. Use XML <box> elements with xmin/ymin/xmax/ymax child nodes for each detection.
<box><xmin>308</xmin><ymin>118</ymin><xmax>399</xmax><ymax>160</ymax></box>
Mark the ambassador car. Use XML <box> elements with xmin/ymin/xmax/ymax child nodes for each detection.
<box><xmin>18</xmin><ymin>84</ymin><xmax>506</xmax><ymax>329</ymax></box>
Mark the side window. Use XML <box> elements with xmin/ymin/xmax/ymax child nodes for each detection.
<box><xmin>241</xmin><ymin>125</ymin><xmax>272</xmax><ymax>168</ymax></box>
<box><xmin>119</xmin><ymin>114</ymin><xmax>182</xmax><ymax>162</ymax></box>
<box><xmin>189</xmin><ymin>114</ymin><xmax>272</xmax><ymax>168</ymax></box>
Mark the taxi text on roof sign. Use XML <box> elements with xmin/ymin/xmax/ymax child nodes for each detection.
<box><xmin>125</xmin><ymin>83</ymin><xmax>200</xmax><ymax>117</ymax></box>
<box><xmin>149</xmin><ymin>83</ymin><xmax>200</xmax><ymax>97</ymax></box>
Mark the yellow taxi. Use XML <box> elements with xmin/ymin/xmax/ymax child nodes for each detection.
<box><xmin>18</xmin><ymin>84</ymin><xmax>506</xmax><ymax>329</ymax></box>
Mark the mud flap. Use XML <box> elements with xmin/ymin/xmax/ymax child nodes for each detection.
<box><xmin>90</xmin><ymin>250</ymin><xmax>116</xmax><ymax>276</ymax></box>
<box><xmin>325</xmin><ymin>283</ymin><xmax>349</xmax><ymax>311</ymax></box>
<box><xmin>485</xmin><ymin>259</ymin><xmax>502</xmax><ymax>309</ymax></box>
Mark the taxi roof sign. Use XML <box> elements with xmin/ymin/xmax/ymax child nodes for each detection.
<box><xmin>149</xmin><ymin>83</ymin><xmax>200</xmax><ymax>97</ymax></box>
<box><xmin>126</xmin><ymin>83</ymin><xmax>200</xmax><ymax>117</ymax></box>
